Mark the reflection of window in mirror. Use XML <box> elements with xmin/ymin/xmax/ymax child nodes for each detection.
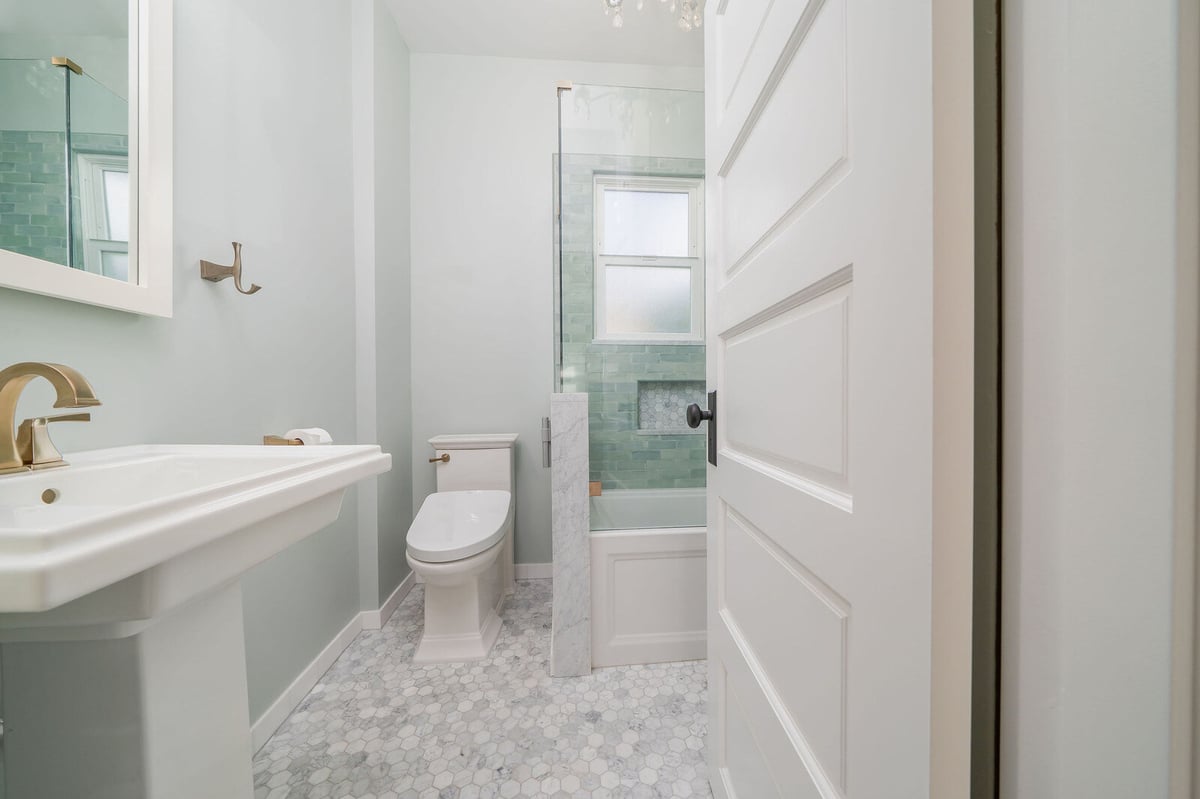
<box><xmin>76</xmin><ymin>152</ymin><xmax>129</xmax><ymax>281</ymax></box>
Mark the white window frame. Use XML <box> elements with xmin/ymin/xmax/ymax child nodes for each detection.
<box><xmin>76</xmin><ymin>152</ymin><xmax>130</xmax><ymax>279</ymax></box>
<box><xmin>593</xmin><ymin>175</ymin><xmax>705</xmax><ymax>344</ymax></box>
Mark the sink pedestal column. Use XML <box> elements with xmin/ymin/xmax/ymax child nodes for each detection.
<box><xmin>0</xmin><ymin>583</ymin><xmax>254</xmax><ymax>799</ymax></box>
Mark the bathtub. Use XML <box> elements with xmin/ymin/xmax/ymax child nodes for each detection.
<box><xmin>588</xmin><ymin>488</ymin><xmax>708</xmax><ymax>667</ymax></box>
<box><xmin>589</xmin><ymin>487</ymin><xmax>707</xmax><ymax>531</ymax></box>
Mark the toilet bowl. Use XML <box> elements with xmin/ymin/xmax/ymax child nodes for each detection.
<box><xmin>406</xmin><ymin>434</ymin><xmax>518</xmax><ymax>663</ymax></box>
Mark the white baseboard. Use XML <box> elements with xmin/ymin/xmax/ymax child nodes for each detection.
<box><xmin>251</xmin><ymin>612</ymin><xmax>362</xmax><ymax>753</ymax></box>
<box><xmin>362</xmin><ymin>571</ymin><xmax>416</xmax><ymax>630</ymax></box>
<box><xmin>515</xmin><ymin>562</ymin><xmax>553</xmax><ymax>580</ymax></box>
<box><xmin>251</xmin><ymin>571</ymin><xmax>417</xmax><ymax>753</ymax></box>
<box><xmin>416</xmin><ymin>563</ymin><xmax>552</xmax><ymax>584</ymax></box>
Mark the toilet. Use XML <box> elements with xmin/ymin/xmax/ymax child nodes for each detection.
<box><xmin>405</xmin><ymin>433</ymin><xmax>518</xmax><ymax>663</ymax></box>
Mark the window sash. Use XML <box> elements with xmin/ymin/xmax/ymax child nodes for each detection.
<box><xmin>594</xmin><ymin>175</ymin><xmax>703</xmax><ymax>259</ymax></box>
<box><xmin>594</xmin><ymin>256</ymin><xmax>705</xmax><ymax>343</ymax></box>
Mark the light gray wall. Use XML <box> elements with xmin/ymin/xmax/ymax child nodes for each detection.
<box><xmin>408</xmin><ymin>54</ymin><xmax>702</xmax><ymax>564</ymax></box>
<box><xmin>372</xmin><ymin>4</ymin><xmax>414</xmax><ymax>604</ymax></box>
<box><xmin>0</xmin><ymin>0</ymin><xmax>362</xmax><ymax>723</ymax></box>
<box><xmin>1001</xmin><ymin>0</ymin><xmax>1179</xmax><ymax>795</ymax></box>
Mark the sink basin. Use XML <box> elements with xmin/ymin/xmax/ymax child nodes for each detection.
<box><xmin>0</xmin><ymin>442</ymin><xmax>390</xmax><ymax>799</ymax></box>
<box><xmin>0</xmin><ymin>444</ymin><xmax>389</xmax><ymax>615</ymax></box>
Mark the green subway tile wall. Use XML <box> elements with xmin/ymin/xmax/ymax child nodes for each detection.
<box><xmin>559</xmin><ymin>153</ymin><xmax>707</xmax><ymax>490</ymax></box>
<box><xmin>0</xmin><ymin>131</ymin><xmax>70</xmax><ymax>265</ymax></box>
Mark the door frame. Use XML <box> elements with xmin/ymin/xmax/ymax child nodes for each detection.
<box><xmin>934</xmin><ymin>0</ymin><xmax>1004</xmax><ymax>794</ymax></box>
<box><xmin>964</xmin><ymin>1</ymin><xmax>1200</xmax><ymax>793</ymax></box>
<box><xmin>971</xmin><ymin>0</ymin><xmax>1002</xmax><ymax>797</ymax></box>
<box><xmin>1172</xmin><ymin>0</ymin><xmax>1200</xmax><ymax>795</ymax></box>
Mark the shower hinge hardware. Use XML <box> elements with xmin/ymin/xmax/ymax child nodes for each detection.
<box><xmin>51</xmin><ymin>57</ymin><xmax>83</xmax><ymax>75</ymax></box>
<box><xmin>541</xmin><ymin>416</ymin><xmax>552</xmax><ymax>468</ymax></box>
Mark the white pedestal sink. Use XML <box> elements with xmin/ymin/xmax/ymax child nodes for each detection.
<box><xmin>0</xmin><ymin>444</ymin><xmax>390</xmax><ymax>799</ymax></box>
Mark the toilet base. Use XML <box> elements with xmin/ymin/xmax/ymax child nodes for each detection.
<box><xmin>412</xmin><ymin>602</ymin><xmax>503</xmax><ymax>663</ymax></box>
<box><xmin>407</xmin><ymin>538</ymin><xmax>507</xmax><ymax>664</ymax></box>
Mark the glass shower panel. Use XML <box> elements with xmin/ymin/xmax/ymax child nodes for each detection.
<box><xmin>0</xmin><ymin>60</ymin><xmax>129</xmax><ymax>278</ymax></box>
<box><xmin>555</xmin><ymin>84</ymin><xmax>707</xmax><ymax>532</ymax></box>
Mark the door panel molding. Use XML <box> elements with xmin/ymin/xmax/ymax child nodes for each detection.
<box><xmin>718</xmin><ymin>0</ymin><xmax>848</xmax><ymax>276</ymax></box>
<box><xmin>719</xmin><ymin>504</ymin><xmax>849</xmax><ymax>788</ymax></box>
<box><xmin>706</xmin><ymin>0</ymin><xmax>978</xmax><ymax>796</ymax></box>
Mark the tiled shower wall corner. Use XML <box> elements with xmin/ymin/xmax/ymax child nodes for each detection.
<box><xmin>0</xmin><ymin>130</ymin><xmax>128</xmax><ymax>267</ymax></box>
<box><xmin>559</xmin><ymin>153</ymin><xmax>707</xmax><ymax>491</ymax></box>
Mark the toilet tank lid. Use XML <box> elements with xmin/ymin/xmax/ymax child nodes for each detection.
<box><xmin>429</xmin><ymin>434</ymin><xmax>518</xmax><ymax>450</ymax></box>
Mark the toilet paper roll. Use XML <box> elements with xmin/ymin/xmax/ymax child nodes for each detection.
<box><xmin>284</xmin><ymin>427</ymin><xmax>333</xmax><ymax>446</ymax></box>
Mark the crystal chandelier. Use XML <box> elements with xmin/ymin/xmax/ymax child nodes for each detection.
<box><xmin>602</xmin><ymin>0</ymin><xmax>703</xmax><ymax>31</ymax></box>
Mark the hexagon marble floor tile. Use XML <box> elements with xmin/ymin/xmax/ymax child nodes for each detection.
<box><xmin>252</xmin><ymin>580</ymin><xmax>712</xmax><ymax>799</ymax></box>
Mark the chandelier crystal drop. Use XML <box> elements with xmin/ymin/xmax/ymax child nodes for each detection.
<box><xmin>600</xmin><ymin>0</ymin><xmax>702</xmax><ymax>31</ymax></box>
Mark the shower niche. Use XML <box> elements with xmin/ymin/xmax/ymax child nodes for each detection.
<box><xmin>637</xmin><ymin>379</ymin><xmax>707</xmax><ymax>434</ymax></box>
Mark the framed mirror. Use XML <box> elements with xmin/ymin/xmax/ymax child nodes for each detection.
<box><xmin>0</xmin><ymin>0</ymin><xmax>172</xmax><ymax>317</ymax></box>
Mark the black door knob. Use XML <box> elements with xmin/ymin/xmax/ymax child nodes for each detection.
<box><xmin>686</xmin><ymin>403</ymin><xmax>713</xmax><ymax>428</ymax></box>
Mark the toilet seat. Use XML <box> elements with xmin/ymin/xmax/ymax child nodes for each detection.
<box><xmin>406</xmin><ymin>490</ymin><xmax>512</xmax><ymax>563</ymax></box>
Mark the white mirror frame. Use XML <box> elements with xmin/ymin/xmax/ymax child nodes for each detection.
<box><xmin>0</xmin><ymin>0</ymin><xmax>173</xmax><ymax>317</ymax></box>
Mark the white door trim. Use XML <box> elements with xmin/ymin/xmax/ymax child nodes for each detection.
<box><xmin>931</xmin><ymin>0</ymin><xmax>979</xmax><ymax>793</ymax></box>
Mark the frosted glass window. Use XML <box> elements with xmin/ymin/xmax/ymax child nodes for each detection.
<box><xmin>602</xmin><ymin>190</ymin><xmax>690</xmax><ymax>257</ymax></box>
<box><xmin>604</xmin><ymin>265</ymin><xmax>691</xmax><ymax>334</ymax></box>
<box><xmin>103</xmin><ymin>170</ymin><xmax>130</xmax><ymax>241</ymax></box>
<box><xmin>101</xmin><ymin>251</ymin><xmax>129</xmax><ymax>281</ymax></box>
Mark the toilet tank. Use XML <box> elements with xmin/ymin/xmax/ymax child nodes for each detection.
<box><xmin>430</xmin><ymin>434</ymin><xmax>518</xmax><ymax>494</ymax></box>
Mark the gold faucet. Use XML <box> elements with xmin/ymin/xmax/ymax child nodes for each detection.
<box><xmin>0</xmin><ymin>363</ymin><xmax>101</xmax><ymax>475</ymax></box>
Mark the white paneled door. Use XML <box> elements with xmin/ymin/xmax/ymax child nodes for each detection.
<box><xmin>702</xmin><ymin>0</ymin><xmax>974</xmax><ymax>796</ymax></box>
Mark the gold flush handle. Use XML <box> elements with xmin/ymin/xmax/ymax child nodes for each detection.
<box><xmin>429</xmin><ymin>453</ymin><xmax>450</xmax><ymax>464</ymax></box>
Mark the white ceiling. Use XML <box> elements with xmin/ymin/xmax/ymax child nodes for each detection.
<box><xmin>0</xmin><ymin>0</ymin><xmax>127</xmax><ymax>36</ymax></box>
<box><xmin>383</xmin><ymin>0</ymin><xmax>703</xmax><ymax>68</ymax></box>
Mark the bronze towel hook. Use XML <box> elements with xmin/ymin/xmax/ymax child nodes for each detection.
<box><xmin>200</xmin><ymin>241</ymin><xmax>262</xmax><ymax>295</ymax></box>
